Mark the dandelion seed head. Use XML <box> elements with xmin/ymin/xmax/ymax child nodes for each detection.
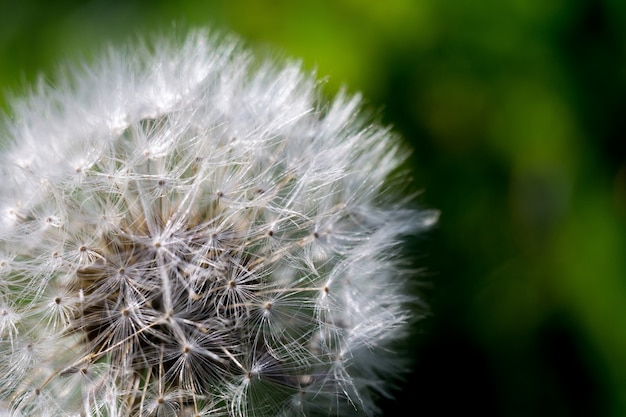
<box><xmin>0</xmin><ymin>29</ymin><xmax>437</xmax><ymax>416</ymax></box>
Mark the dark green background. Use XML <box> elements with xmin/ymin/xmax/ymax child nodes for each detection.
<box><xmin>1</xmin><ymin>1</ymin><xmax>625</xmax><ymax>416</ymax></box>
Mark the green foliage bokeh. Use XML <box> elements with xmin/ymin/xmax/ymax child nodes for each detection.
<box><xmin>1</xmin><ymin>1</ymin><xmax>625</xmax><ymax>415</ymax></box>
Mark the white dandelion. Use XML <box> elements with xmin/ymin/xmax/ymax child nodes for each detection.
<box><xmin>0</xmin><ymin>29</ymin><xmax>437</xmax><ymax>417</ymax></box>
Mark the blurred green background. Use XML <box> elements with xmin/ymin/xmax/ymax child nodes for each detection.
<box><xmin>1</xmin><ymin>0</ymin><xmax>625</xmax><ymax>416</ymax></box>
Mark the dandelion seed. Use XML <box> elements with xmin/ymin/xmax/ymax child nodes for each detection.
<box><xmin>0</xmin><ymin>29</ymin><xmax>437</xmax><ymax>416</ymax></box>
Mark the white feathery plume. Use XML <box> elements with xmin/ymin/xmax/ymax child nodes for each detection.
<box><xmin>0</xmin><ymin>29</ymin><xmax>437</xmax><ymax>416</ymax></box>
